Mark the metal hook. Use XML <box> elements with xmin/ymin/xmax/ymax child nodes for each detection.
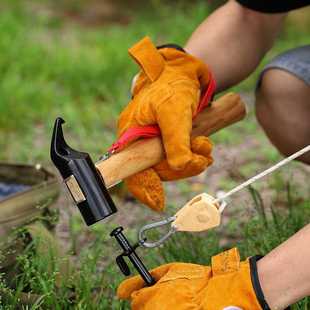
<box><xmin>138</xmin><ymin>216</ymin><xmax>177</xmax><ymax>248</ymax></box>
<box><xmin>138</xmin><ymin>192</ymin><xmax>228</xmax><ymax>248</ymax></box>
<box><xmin>215</xmin><ymin>190</ymin><xmax>229</xmax><ymax>213</ymax></box>
<box><xmin>98</xmin><ymin>149</ymin><xmax>116</xmax><ymax>162</ymax></box>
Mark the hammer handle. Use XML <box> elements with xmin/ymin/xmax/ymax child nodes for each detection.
<box><xmin>96</xmin><ymin>93</ymin><xmax>246</xmax><ymax>188</ymax></box>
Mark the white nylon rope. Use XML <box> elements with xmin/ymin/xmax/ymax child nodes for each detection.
<box><xmin>214</xmin><ymin>145</ymin><xmax>310</xmax><ymax>211</ymax></box>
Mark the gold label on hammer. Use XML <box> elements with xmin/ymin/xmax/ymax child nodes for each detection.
<box><xmin>65</xmin><ymin>175</ymin><xmax>86</xmax><ymax>204</ymax></box>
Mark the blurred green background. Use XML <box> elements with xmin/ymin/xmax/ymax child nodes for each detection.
<box><xmin>0</xmin><ymin>0</ymin><xmax>309</xmax><ymax>162</ymax></box>
<box><xmin>0</xmin><ymin>0</ymin><xmax>309</xmax><ymax>309</ymax></box>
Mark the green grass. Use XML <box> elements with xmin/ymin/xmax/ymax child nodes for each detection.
<box><xmin>1</xmin><ymin>179</ymin><xmax>309</xmax><ymax>309</ymax></box>
<box><xmin>0</xmin><ymin>0</ymin><xmax>212</xmax><ymax>162</ymax></box>
<box><xmin>0</xmin><ymin>0</ymin><xmax>309</xmax><ymax>162</ymax></box>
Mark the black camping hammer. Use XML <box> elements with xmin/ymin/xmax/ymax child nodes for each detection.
<box><xmin>51</xmin><ymin>117</ymin><xmax>156</xmax><ymax>285</ymax></box>
<box><xmin>50</xmin><ymin>94</ymin><xmax>246</xmax><ymax>285</ymax></box>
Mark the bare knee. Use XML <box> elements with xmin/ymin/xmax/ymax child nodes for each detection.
<box><xmin>255</xmin><ymin>69</ymin><xmax>310</xmax><ymax>163</ymax></box>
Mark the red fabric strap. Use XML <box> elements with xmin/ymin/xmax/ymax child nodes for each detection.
<box><xmin>108</xmin><ymin>125</ymin><xmax>161</xmax><ymax>153</ymax></box>
<box><xmin>108</xmin><ymin>72</ymin><xmax>216</xmax><ymax>153</ymax></box>
<box><xmin>195</xmin><ymin>72</ymin><xmax>216</xmax><ymax>116</ymax></box>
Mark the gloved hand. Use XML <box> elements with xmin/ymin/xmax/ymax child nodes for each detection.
<box><xmin>117</xmin><ymin>248</ymin><xmax>270</xmax><ymax>310</ymax></box>
<box><xmin>117</xmin><ymin>36</ymin><xmax>214</xmax><ymax>211</ymax></box>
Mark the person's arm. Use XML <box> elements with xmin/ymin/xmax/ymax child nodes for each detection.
<box><xmin>258</xmin><ymin>223</ymin><xmax>310</xmax><ymax>309</ymax></box>
<box><xmin>185</xmin><ymin>0</ymin><xmax>287</xmax><ymax>92</ymax></box>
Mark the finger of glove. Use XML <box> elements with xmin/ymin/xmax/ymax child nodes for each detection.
<box><xmin>117</xmin><ymin>263</ymin><xmax>175</xmax><ymax>299</ymax></box>
<box><xmin>117</xmin><ymin>83</ymin><xmax>171</xmax><ymax>137</ymax></box>
<box><xmin>156</xmin><ymin>93</ymin><xmax>195</xmax><ymax>171</ymax></box>
<box><xmin>125</xmin><ymin>168</ymin><xmax>165</xmax><ymax>212</ymax></box>
<box><xmin>155</xmin><ymin>153</ymin><xmax>212</xmax><ymax>181</ymax></box>
<box><xmin>191</xmin><ymin>136</ymin><xmax>213</xmax><ymax>157</ymax></box>
<box><xmin>154</xmin><ymin>136</ymin><xmax>213</xmax><ymax>181</ymax></box>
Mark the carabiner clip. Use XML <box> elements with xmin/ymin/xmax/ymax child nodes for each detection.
<box><xmin>138</xmin><ymin>216</ymin><xmax>177</xmax><ymax>248</ymax></box>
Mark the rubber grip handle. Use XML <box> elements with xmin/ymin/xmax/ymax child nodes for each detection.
<box><xmin>96</xmin><ymin>93</ymin><xmax>246</xmax><ymax>188</ymax></box>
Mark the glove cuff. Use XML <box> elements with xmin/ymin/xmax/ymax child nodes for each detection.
<box><xmin>249</xmin><ymin>256</ymin><xmax>270</xmax><ymax>310</ymax></box>
<box><xmin>157</xmin><ymin>43</ymin><xmax>186</xmax><ymax>53</ymax></box>
<box><xmin>249</xmin><ymin>256</ymin><xmax>291</xmax><ymax>310</ymax></box>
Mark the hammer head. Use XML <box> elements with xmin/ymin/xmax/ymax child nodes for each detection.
<box><xmin>50</xmin><ymin>117</ymin><xmax>117</xmax><ymax>225</ymax></box>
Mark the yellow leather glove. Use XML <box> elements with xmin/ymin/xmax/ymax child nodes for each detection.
<box><xmin>117</xmin><ymin>248</ymin><xmax>269</xmax><ymax>310</ymax></box>
<box><xmin>117</xmin><ymin>36</ymin><xmax>214</xmax><ymax>211</ymax></box>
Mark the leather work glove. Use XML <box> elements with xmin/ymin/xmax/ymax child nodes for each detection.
<box><xmin>117</xmin><ymin>248</ymin><xmax>270</xmax><ymax>310</ymax></box>
<box><xmin>116</xmin><ymin>36</ymin><xmax>214</xmax><ymax>211</ymax></box>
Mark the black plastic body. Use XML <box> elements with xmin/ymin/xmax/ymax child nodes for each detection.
<box><xmin>50</xmin><ymin>117</ymin><xmax>117</xmax><ymax>225</ymax></box>
<box><xmin>111</xmin><ymin>227</ymin><xmax>155</xmax><ymax>286</ymax></box>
